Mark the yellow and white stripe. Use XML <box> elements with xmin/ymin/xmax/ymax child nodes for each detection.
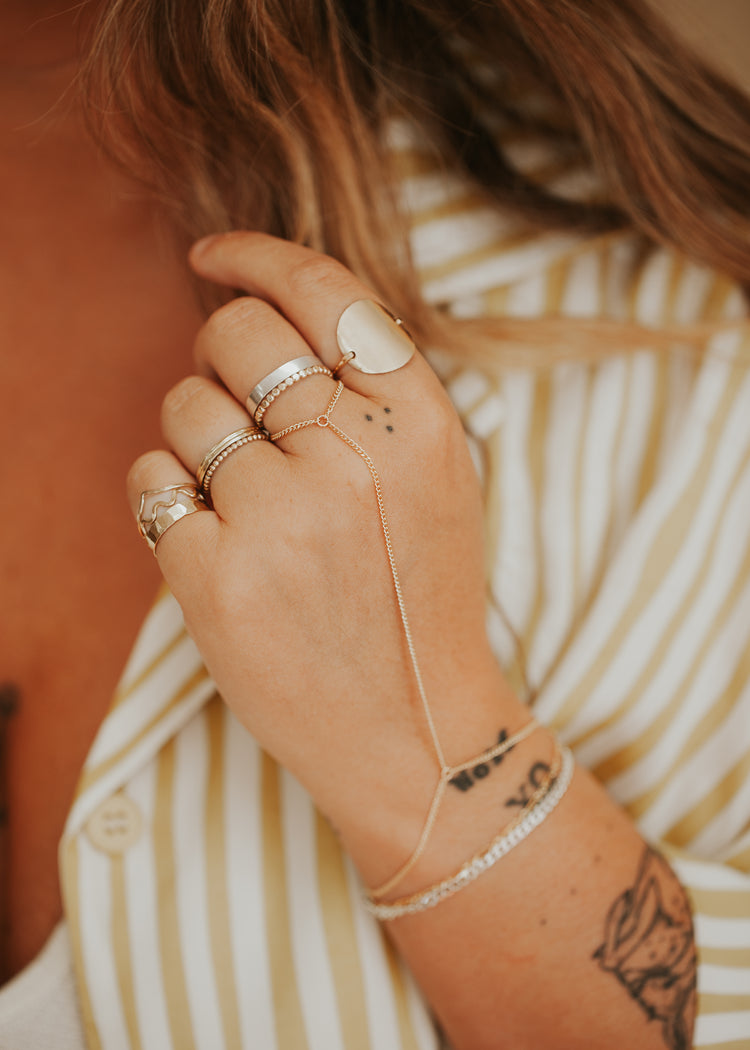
<box><xmin>60</xmin><ymin>130</ymin><xmax>749</xmax><ymax>1047</ymax></box>
<box><xmin>397</xmin><ymin>126</ymin><xmax>750</xmax><ymax>1045</ymax></box>
<box><xmin>61</xmin><ymin>613</ymin><xmax>439</xmax><ymax>1050</ymax></box>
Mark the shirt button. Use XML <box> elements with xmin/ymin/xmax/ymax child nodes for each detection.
<box><xmin>85</xmin><ymin>792</ymin><xmax>143</xmax><ymax>855</ymax></box>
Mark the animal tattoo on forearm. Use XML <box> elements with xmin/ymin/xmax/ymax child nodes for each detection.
<box><xmin>593</xmin><ymin>846</ymin><xmax>697</xmax><ymax>1050</ymax></box>
<box><xmin>445</xmin><ymin>729</ymin><xmax>697</xmax><ymax>1049</ymax></box>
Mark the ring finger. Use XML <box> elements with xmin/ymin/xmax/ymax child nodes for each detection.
<box><xmin>160</xmin><ymin>374</ymin><xmax>280</xmax><ymax>514</ymax></box>
<box><xmin>194</xmin><ymin>295</ymin><xmax>343</xmax><ymax>439</ymax></box>
<box><xmin>126</xmin><ymin>449</ymin><xmax>219</xmax><ymax>578</ymax></box>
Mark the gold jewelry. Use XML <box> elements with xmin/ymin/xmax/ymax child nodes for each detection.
<box><xmin>369</xmin><ymin>716</ymin><xmax>539</xmax><ymax>899</ymax></box>
<box><xmin>366</xmin><ymin>742</ymin><xmax>574</xmax><ymax>921</ymax></box>
<box><xmin>246</xmin><ymin>355</ymin><xmax>327</xmax><ymax>419</ymax></box>
<box><xmin>196</xmin><ymin>426</ymin><xmax>267</xmax><ymax>505</ymax></box>
<box><xmin>271</xmin><ymin>386</ymin><xmax>552</xmax><ymax>906</ymax></box>
<box><xmin>252</xmin><ymin>363</ymin><xmax>332</xmax><ymax>425</ymax></box>
<box><xmin>335</xmin><ymin>300</ymin><xmax>416</xmax><ymax>374</ymax></box>
<box><xmin>137</xmin><ymin>484</ymin><xmax>209</xmax><ymax>554</ymax></box>
<box><xmin>331</xmin><ymin>351</ymin><xmax>356</xmax><ymax>377</ymax></box>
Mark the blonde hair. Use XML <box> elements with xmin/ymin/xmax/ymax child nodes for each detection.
<box><xmin>83</xmin><ymin>0</ymin><xmax>750</xmax><ymax>363</ymax></box>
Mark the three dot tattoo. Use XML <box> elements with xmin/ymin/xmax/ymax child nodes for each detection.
<box><xmin>365</xmin><ymin>407</ymin><xmax>394</xmax><ymax>432</ymax></box>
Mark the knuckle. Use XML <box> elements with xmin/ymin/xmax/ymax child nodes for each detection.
<box><xmin>202</xmin><ymin>295</ymin><xmax>273</xmax><ymax>342</ymax></box>
<box><xmin>286</xmin><ymin>253</ymin><xmax>350</xmax><ymax>301</ymax></box>
<box><xmin>160</xmin><ymin>375</ymin><xmax>208</xmax><ymax>423</ymax></box>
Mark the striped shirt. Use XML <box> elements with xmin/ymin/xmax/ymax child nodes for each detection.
<box><xmin>60</xmin><ymin>127</ymin><xmax>750</xmax><ymax>1049</ymax></box>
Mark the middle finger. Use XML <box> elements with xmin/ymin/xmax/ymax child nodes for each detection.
<box><xmin>195</xmin><ymin>296</ymin><xmax>341</xmax><ymax>438</ymax></box>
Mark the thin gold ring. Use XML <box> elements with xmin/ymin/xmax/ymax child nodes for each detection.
<box><xmin>196</xmin><ymin>426</ymin><xmax>267</xmax><ymax>504</ymax></box>
<box><xmin>331</xmin><ymin>351</ymin><xmax>356</xmax><ymax>377</ymax></box>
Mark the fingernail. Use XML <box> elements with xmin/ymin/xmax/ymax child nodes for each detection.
<box><xmin>336</xmin><ymin>300</ymin><xmax>416</xmax><ymax>374</ymax></box>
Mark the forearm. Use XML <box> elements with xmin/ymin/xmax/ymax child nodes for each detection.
<box><xmin>333</xmin><ymin>711</ymin><xmax>696</xmax><ymax>1050</ymax></box>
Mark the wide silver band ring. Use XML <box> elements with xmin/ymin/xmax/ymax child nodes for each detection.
<box><xmin>137</xmin><ymin>484</ymin><xmax>209</xmax><ymax>554</ymax></box>
<box><xmin>246</xmin><ymin>356</ymin><xmax>322</xmax><ymax>415</ymax></box>
<box><xmin>252</xmin><ymin>363</ymin><xmax>332</xmax><ymax>425</ymax></box>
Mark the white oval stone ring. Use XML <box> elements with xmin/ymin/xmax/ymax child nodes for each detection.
<box><xmin>333</xmin><ymin>300</ymin><xmax>416</xmax><ymax>375</ymax></box>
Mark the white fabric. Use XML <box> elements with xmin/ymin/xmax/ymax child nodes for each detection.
<box><xmin>0</xmin><ymin>921</ymin><xmax>85</xmax><ymax>1050</ymax></box>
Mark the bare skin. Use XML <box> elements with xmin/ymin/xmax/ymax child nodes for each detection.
<box><xmin>0</xmin><ymin>0</ymin><xmax>739</xmax><ymax>1041</ymax></box>
<box><xmin>119</xmin><ymin>232</ymin><xmax>696</xmax><ymax>1050</ymax></box>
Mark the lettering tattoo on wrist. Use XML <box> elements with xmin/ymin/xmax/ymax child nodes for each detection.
<box><xmin>505</xmin><ymin>761</ymin><xmax>552</xmax><ymax>808</ymax></box>
<box><xmin>448</xmin><ymin>728</ymin><xmax>520</xmax><ymax>793</ymax></box>
<box><xmin>593</xmin><ymin>846</ymin><xmax>697</xmax><ymax>1050</ymax></box>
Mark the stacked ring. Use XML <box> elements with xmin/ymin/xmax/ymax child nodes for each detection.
<box><xmin>196</xmin><ymin>426</ymin><xmax>267</xmax><ymax>504</ymax></box>
<box><xmin>137</xmin><ymin>484</ymin><xmax>209</xmax><ymax>553</ymax></box>
<box><xmin>246</xmin><ymin>355</ymin><xmax>332</xmax><ymax>425</ymax></box>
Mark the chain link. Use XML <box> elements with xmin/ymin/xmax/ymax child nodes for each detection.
<box><xmin>269</xmin><ymin>381</ymin><xmax>539</xmax><ymax>899</ymax></box>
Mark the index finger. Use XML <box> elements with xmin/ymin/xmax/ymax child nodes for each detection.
<box><xmin>188</xmin><ymin>232</ymin><xmax>437</xmax><ymax>402</ymax></box>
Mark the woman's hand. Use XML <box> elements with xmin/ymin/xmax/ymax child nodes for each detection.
<box><xmin>128</xmin><ymin>234</ymin><xmax>695</xmax><ymax>1050</ymax></box>
<box><xmin>126</xmin><ymin>232</ymin><xmax>519</xmax><ymax>881</ymax></box>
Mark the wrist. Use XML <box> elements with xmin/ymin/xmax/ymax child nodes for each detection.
<box><xmin>371</xmin><ymin>725</ymin><xmax>558</xmax><ymax>901</ymax></box>
<box><xmin>327</xmin><ymin>680</ymin><xmax>548</xmax><ymax>896</ymax></box>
